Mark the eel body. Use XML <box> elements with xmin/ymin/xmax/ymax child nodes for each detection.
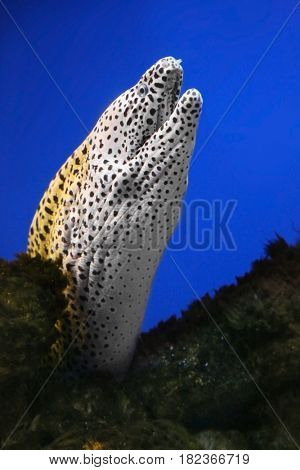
<box><xmin>28</xmin><ymin>57</ymin><xmax>202</xmax><ymax>376</ymax></box>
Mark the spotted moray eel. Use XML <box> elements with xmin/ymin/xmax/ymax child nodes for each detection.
<box><xmin>28</xmin><ymin>57</ymin><xmax>203</xmax><ymax>376</ymax></box>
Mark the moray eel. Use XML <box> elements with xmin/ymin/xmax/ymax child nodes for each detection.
<box><xmin>28</xmin><ymin>57</ymin><xmax>203</xmax><ymax>376</ymax></box>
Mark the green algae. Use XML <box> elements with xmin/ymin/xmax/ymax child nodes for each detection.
<box><xmin>0</xmin><ymin>238</ymin><xmax>299</xmax><ymax>449</ymax></box>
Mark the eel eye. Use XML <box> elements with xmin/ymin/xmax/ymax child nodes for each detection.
<box><xmin>137</xmin><ymin>83</ymin><xmax>149</xmax><ymax>97</ymax></box>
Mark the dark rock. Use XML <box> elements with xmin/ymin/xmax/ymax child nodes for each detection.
<box><xmin>0</xmin><ymin>238</ymin><xmax>299</xmax><ymax>449</ymax></box>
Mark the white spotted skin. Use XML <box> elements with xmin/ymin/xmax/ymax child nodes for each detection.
<box><xmin>28</xmin><ymin>57</ymin><xmax>203</xmax><ymax>377</ymax></box>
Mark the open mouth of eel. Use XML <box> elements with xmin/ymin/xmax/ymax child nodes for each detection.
<box><xmin>155</xmin><ymin>67</ymin><xmax>183</xmax><ymax>132</ymax></box>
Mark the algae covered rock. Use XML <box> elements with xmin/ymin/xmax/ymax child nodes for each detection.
<box><xmin>0</xmin><ymin>254</ymin><xmax>67</xmax><ymax>444</ymax></box>
<box><xmin>0</xmin><ymin>238</ymin><xmax>299</xmax><ymax>449</ymax></box>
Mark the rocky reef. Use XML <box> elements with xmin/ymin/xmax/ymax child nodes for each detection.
<box><xmin>0</xmin><ymin>237</ymin><xmax>299</xmax><ymax>449</ymax></box>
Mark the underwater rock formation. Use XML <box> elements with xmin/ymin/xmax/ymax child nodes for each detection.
<box><xmin>0</xmin><ymin>237</ymin><xmax>299</xmax><ymax>449</ymax></box>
